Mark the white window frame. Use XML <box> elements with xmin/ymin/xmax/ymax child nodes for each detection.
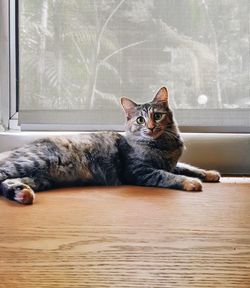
<box><xmin>0</xmin><ymin>0</ymin><xmax>18</xmax><ymax>130</ymax></box>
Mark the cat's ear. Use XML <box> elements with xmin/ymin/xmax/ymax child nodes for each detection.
<box><xmin>120</xmin><ymin>97</ymin><xmax>138</xmax><ymax>116</ymax></box>
<box><xmin>152</xmin><ymin>87</ymin><xmax>169</xmax><ymax>106</ymax></box>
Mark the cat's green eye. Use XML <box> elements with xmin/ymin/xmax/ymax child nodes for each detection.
<box><xmin>153</xmin><ymin>113</ymin><xmax>163</xmax><ymax>121</ymax></box>
<box><xmin>136</xmin><ymin>116</ymin><xmax>145</xmax><ymax>125</ymax></box>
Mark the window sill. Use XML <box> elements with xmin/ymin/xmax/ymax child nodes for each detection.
<box><xmin>0</xmin><ymin>131</ymin><xmax>249</xmax><ymax>175</ymax></box>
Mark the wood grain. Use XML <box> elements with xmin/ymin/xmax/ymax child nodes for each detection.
<box><xmin>0</xmin><ymin>177</ymin><xmax>250</xmax><ymax>287</ymax></box>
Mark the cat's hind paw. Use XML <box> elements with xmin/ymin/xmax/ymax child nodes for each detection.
<box><xmin>204</xmin><ymin>170</ymin><xmax>220</xmax><ymax>182</ymax></box>
<box><xmin>1</xmin><ymin>179</ymin><xmax>35</xmax><ymax>205</ymax></box>
<box><xmin>183</xmin><ymin>177</ymin><xmax>202</xmax><ymax>192</ymax></box>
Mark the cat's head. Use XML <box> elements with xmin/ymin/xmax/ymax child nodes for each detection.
<box><xmin>121</xmin><ymin>87</ymin><xmax>178</xmax><ymax>140</ymax></box>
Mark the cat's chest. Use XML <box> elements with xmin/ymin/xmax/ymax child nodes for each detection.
<box><xmin>150</xmin><ymin>148</ymin><xmax>180</xmax><ymax>170</ymax></box>
<box><xmin>131</xmin><ymin>144</ymin><xmax>182</xmax><ymax>171</ymax></box>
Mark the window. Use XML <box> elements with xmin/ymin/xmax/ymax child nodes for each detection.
<box><xmin>0</xmin><ymin>0</ymin><xmax>18</xmax><ymax>131</ymax></box>
<box><xmin>10</xmin><ymin>1</ymin><xmax>250</xmax><ymax>131</ymax></box>
<box><xmin>0</xmin><ymin>1</ymin><xmax>9</xmax><ymax>130</ymax></box>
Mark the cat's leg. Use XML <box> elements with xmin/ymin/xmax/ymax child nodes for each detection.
<box><xmin>174</xmin><ymin>162</ymin><xmax>220</xmax><ymax>182</ymax></box>
<box><xmin>1</xmin><ymin>177</ymin><xmax>51</xmax><ymax>205</ymax></box>
<box><xmin>132</xmin><ymin>166</ymin><xmax>203</xmax><ymax>191</ymax></box>
<box><xmin>1</xmin><ymin>178</ymin><xmax>35</xmax><ymax>204</ymax></box>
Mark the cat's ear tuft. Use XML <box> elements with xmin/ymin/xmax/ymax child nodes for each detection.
<box><xmin>152</xmin><ymin>87</ymin><xmax>169</xmax><ymax>106</ymax></box>
<box><xmin>120</xmin><ymin>97</ymin><xmax>138</xmax><ymax>115</ymax></box>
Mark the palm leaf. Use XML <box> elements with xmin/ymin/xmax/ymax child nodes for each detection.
<box><xmin>98</xmin><ymin>61</ymin><xmax>122</xmax><ymax>84</ymax></box>
<box><xmin>94</xmin><ymin>89</ymin><xmax>120</xmax><ymax>106</ymax></box>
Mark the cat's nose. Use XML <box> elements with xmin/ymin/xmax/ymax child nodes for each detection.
<box><xmin>147</xmin><ymin>119</ymin><xmax>155</xmax><ymax>132</ymax></box>
<box><xmin>148</xmin><ymin>127</ymin><xmax>155</xmax><ymax>132</ymax></box>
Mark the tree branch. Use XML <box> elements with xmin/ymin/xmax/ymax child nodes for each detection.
<box><xmin>96</xmin><ymin>0</ymin><xmax>126</xmax><ymax>55</ymax></box>
<box><xmin>100</xmin><ymin>39</ymin><xmax>148</xmax><ymax>64</ymax></box>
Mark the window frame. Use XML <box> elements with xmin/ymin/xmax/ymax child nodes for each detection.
<box><xmin>0</xmin><ymin>0</ymin><xmax>18</xmax><ymax>130</ymax></box>
<box><xmin>1</xmin><ymin>0</ymin><xmax>250</xmax><ymax>133</ymax></box>
<box><xmin>18</xmin><ymin>109</ymin><xmax>250</xmax><ymax>133</ymax></box>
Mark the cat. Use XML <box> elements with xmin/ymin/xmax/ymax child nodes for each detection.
<box><xmin>0</xmin><ymin>87</ymin><xmax>220</xmax><ymax>205</ymax></box>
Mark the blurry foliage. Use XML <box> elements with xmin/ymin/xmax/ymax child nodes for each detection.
<box><xmin>19</xmin><ymin>0</ymin><xmax>250</xmax><ymax>110</ymax></box>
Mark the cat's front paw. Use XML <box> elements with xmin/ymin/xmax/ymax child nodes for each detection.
<box><xmin>13</xmin><ymin>185</ymin><xmax>35</xmax><ymax>205</ymax></box>
<box><xmin>183</xmin><ymin>177</ymin><xmax>202</xmax><ymax>192</ymax></box>
<box><xmin>1</xmin><ymin>179</ymin><xmax>35</xmax><ymax>205</ymax></box>
<box><xmin>204</xmin><ymin>170</ymin><xmax>220</xmax><ymax>182</ymax></box>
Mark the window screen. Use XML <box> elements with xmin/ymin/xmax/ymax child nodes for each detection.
<box><xmin>19</xmin><ymin>0</ymin><xmax>250</xmax><ymax>131</ymax></box>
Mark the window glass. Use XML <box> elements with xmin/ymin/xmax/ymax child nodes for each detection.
<box><xmin>19</xmin><ymin>1</ymin><xmax>250</xmax><ymax>114</ymax></box>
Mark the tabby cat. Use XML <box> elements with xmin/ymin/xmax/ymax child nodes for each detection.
<box><xmin>0</xmin><ymin>87</ymin><xmax>220</xmax><ymax>205</ymax></box>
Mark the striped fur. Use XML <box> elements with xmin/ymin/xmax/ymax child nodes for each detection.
<box><xmin>0</xmin><ymin>87</ymin><xmax>220</xmax><ymax>204</ymax></box>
